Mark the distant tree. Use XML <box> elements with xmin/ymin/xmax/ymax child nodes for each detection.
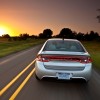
<box><xmin>43</xmin><ymin>29</ymin><xmax>53</xmax><ymax>38</ymax></box>
<box><xmin>88</xmin><ymin>31</ymin><xmax>99</xmax><ymax>41</ymax></box>
<box><xmin>72</xmin><ymin>31</ymin><xmax>77</xmax><ymax>39</ymax></box>
<box><xmin>38</xmin><ymin>29</ymin><xmax>53</xmax><ymax>39</ymax></box>
<box><xmin>76</xmin><ymin>32</ymin><xmax>84</xmax><ymax>40</ymax></box>
<box><xmin>52</xmin><ymin>34</ymin><xmax>59</xmax><ymax>38</ymax></box>
<box><xmin>89</xmin><ymin>31</ymin><xmax>95</xmax><ymax>40</ymax></box>
<box><xmin>19</xmin><ymin>33</ymin><xmax>29</xmax><ymax>40</ymax></box>
<box><xmin>84</xmin><ymin>33</ymin><xmax>90</xmax><ymax>41</ymax></box>
<box><xmin>12</xmin><ymin>36</ymin><xmax>19</xmax><ymax>41</ymax></box>
<box><xmin>30</xmin><ymin>35</ymin><xmax>38</xmax><ymax>39</ymax></box>
<box><xmin>94</xmin><ymin>32</ymin><xmax>99</xmax><ymax>40</ymax></box>
<box><xmin>58</xmin><ymin>28</ymin><xmax>74</xmax><ymax>39</ymax></box>
<box><xmin>2</xmin><ymin>34</ymin><xmax>10</xmax><ymax>38</ymax></box>
<box><xmin>38</xmin><ymin>33</ymin><xmax>44</xmax><ymax>38</ymax></box>
<box><xmin>1</xmin><ymin>34</ymin><xmax>11</xmax><ymax>41</ymax></box>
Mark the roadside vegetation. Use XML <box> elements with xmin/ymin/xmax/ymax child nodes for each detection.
<box><xmin>0</xmin><ymin>27</ymin><xmax>100</xmax><ymax>71</ymax></box>
<box><xmin>82</xmin><ymin>41</ymin><xmax>100</xmax><ymax>70</ymax></box>
<box><xmin>0</xmin><ymin>38</ymin><xmax>45</xmax><ymax>57</ymax></box>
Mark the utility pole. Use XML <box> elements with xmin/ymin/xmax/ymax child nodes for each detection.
<box><xmin>97</xmin><ymin>9</ymin><xmax>100</xmax><ymax>23</ymax></box>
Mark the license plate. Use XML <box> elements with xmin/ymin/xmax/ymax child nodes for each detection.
<box><xmin>57</xmin><ymin>73</ymin><xmax>71</xmax><ymax>80</ymax></box>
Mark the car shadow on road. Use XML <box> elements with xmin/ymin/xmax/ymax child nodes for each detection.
<box><xmin>38</xmin><ymin>77</ymin><xmax>88</xmax><ymax>85</ymax></box>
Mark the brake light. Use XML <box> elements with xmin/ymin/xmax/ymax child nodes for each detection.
<box><xmin>37</xmin><ymin>55</ymin><xmax>49</xmax><ymax>62</ymax></box>
<box><xmin>36</xmin><ymin>55</ymin><xmax>92</xmax><ymax>63</ymax></box>
<box><xmin>80</xmin><ymin>57</ymin><xmax>92</xmax><ymax>63</ymax></box>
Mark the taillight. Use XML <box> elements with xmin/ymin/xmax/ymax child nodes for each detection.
<box><xmin>37</xmin><ymin>55</ymin><xmax>49</xmax><ymax>62</ymax></box>
<box><xmin>80</xmin><ymin>56</ymin><xmax>92</xmax><ymax>63</ymax></box>
<box><xmin>36</xmin><ymin>55</ymin><xmax>92</xmax><ymax>63</ymax></box>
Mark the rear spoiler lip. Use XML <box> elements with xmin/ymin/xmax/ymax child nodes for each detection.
<box><xmin>39</xmin><ymin>51</ymin><xmax>89</xmax><ymax>56</ymax></box>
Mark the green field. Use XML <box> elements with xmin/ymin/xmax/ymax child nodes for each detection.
<box><xmin>82</xmin><ymin>41</ymin><xmax>100</xmax><ymax>70</ymax></box>
<box><xmin>0</xmin><ymin>39</ymin><xmax>45</xmax><ymax>57</ymax></box>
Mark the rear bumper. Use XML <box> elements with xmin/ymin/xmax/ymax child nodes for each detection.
<box><xmin>35</xmin><ymin>61</ymin><xmax>92</xmax><ymax>81</ymax></box>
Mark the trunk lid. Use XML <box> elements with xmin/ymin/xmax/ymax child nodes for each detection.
<box><xmin>37</xmin><ymin>51</ymin><xmax>91</xmax><ymax>71</ymax></box>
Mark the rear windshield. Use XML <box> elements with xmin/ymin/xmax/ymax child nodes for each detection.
<box><xmin>43</xmin><ymin>40</ymin><xmax>85</xmax><ymax>52</ymax></box>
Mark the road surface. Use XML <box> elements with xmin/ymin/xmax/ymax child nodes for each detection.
<box><xmin>0</xmin><ymin>45</ymin><xmax>100</xmax><ymax>100</ymax></box>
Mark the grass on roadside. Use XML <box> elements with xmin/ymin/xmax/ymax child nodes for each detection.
<box><xmin>0</xmin><ymin>39</ymin><xmax>45</xmax><ymax>57</ymax></box>
<box><xmin>82</xmin><ymin>41</ymin><xmax>100</xmax><ymax>70</ymax></box>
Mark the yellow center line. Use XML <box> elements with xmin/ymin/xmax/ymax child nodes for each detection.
<box><xmin>9</xmin><ymin>68</ymin><xmax>35</xmax><ymax>100</ymax></box>
<box><xmin>0</xmin><ymin>59</ymin><xmax>35</xmax><ymax>96</ymax></box>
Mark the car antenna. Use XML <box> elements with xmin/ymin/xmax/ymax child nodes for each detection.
<box><xmin>62</xmin><ymin>35</ymin><xmax>64</xmax><ymax>41</ymax></box>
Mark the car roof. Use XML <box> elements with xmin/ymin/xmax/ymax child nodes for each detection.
<box><xmin>47</xmin><ymin>38</ymin><xmax>79</xmax><ymax>42</ymax></box>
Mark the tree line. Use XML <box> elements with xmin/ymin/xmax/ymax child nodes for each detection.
<box><xmin>0</xmin><ymin>28</ymin><xmax>100</xmax><ymax>41</ymax></box>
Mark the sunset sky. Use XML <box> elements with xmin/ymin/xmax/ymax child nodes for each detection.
<box><xmin>0</xmin><ymin>0</ymin><xmax>100</xmax><ymax>36</ymax></box>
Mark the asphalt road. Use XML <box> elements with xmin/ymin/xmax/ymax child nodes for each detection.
<box><xmin>0</xmin><ymin>45</ymin><xmax>100</xmax><ymax>100</ymax></box>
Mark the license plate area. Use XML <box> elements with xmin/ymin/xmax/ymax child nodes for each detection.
<box><xmin>57</xmin><ymin>73</ymin><xmax>72</xmax><ymax>80</ymax></box>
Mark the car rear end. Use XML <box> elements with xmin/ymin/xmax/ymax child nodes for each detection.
<box><xmin>35</xmin><ymin>39</ymin><xmax>92</xmax><ymax>82</ymax></box>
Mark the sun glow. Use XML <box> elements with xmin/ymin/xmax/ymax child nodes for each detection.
<box><xmin>0</xmin><ymin>24</ymin><xmax>19</xmax><ymax>36</ymax></box>
<box><xmin>0</xmin><ymin>26</ymin><xmax>11</xmax><ymax>36</ymax></box>
<box><xmin>0</xmin><ymin>28</ymin><xmax>6</xmax><ymax>36</ymax></box>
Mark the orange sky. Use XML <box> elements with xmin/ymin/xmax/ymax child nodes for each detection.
<box><xmin>0</xmin><ymin>0</ymin><xmax>100</xmax><ymax>36</ymax></box>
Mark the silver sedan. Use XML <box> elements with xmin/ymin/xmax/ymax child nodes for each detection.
<box><xmin>35</xmin><ymin>38</ymin><xmax>92</xmax><ymax>82</ymax></box>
